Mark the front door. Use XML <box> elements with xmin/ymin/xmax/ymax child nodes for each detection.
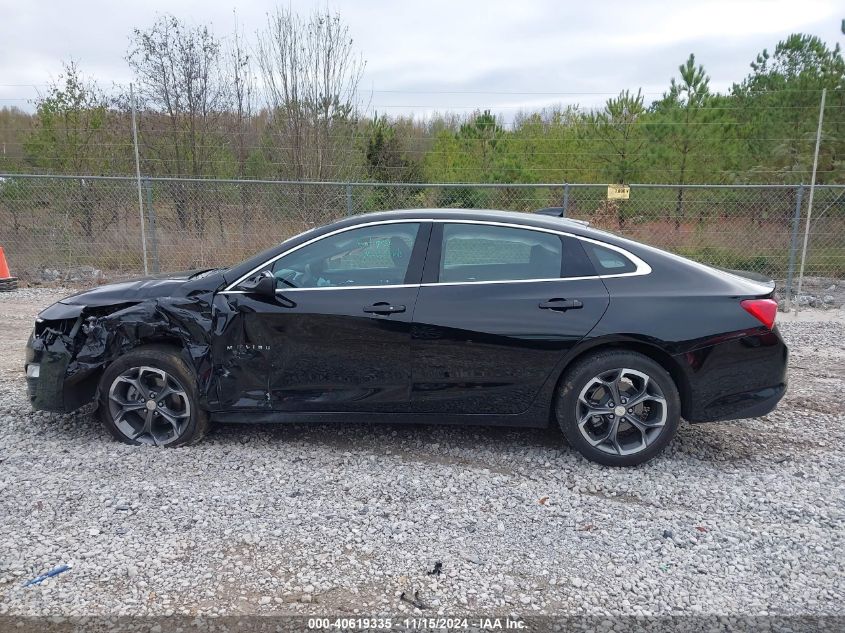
<box><xmin>220</xmin><ymin>221</ymin><xmax>428</xmax><ymax>413</ymax></box>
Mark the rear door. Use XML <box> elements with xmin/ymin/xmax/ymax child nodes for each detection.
<box><xmin>410</xmin><ymin>221</ymin><xmax>609</xmax><ymax>415</ymax></box>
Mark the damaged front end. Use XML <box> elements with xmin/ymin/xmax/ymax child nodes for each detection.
<box><xmin>26</xmin><ymin>288</ymin><xmax>218</xmax><ymax>415</ymax></box>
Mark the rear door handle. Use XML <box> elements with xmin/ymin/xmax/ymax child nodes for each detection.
<box><xmin>363</xmin><ymin>302</ymin><xmax>406</xmax><ymax>315</ymax></box>
<box><xmin>539</xmin><ymin>298</ymin><xmax>583</xmax><ymax>311</ymax></box>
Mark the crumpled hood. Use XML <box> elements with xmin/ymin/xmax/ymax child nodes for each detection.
<box><xmin>59</xmin><ymin>270</ymin><xmax>199</xmax><ymax>307</ymax></box>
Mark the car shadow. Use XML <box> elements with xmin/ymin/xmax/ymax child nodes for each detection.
<box><xmin>31</xmin><ymin>401</ymin><xmax>795</xmax><ymax>468</ymax></box>
<box><xmin>212</xmin><ymin>419</ymin><xmax>566</xmax><ymax>452</ymax></box>
<box><xmin>208</xmin><ymin>417</ymin><xmax>787</xmax><ymax>466</ymax></box>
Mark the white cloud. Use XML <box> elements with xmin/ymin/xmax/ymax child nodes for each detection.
<box><xmin>0</xmin><ymin>0</ymin><xmax>841</xmax><ymax>119</ymax></box>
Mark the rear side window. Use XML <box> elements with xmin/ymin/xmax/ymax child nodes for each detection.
<box><xmin>439</xmin><ymin>224</ymin><xmax>562</xmax><ymax>283</ymax></box>
<box><xmin>583</xmin><ymin>242</ymin><xmax>637</xmax><ymax>274</ymax></box>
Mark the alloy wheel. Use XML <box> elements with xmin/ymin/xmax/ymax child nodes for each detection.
<box><xmin>107</xmin><ymin>366</ymin><xmax>191</xmax><ymax>446</ymax></box>
<box><xmin>576</xmin><ymin>367</ymin><xmax>667</xmax><ymax>456</ymax></box>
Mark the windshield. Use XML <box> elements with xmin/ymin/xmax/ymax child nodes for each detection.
<box><xmin>220</xmin><ymin>225</ymin><xmax>324</xmax><ymax>279</ymax></box>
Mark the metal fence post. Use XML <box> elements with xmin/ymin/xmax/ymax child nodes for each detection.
<box><xmin>795</xmin><ymin>88</ymin><xmax>827</xmax><ymax>316</ymax></box>
<box><xmin>130</xmin><ymin>83</ymin><xmax>149</xmax><ymax>276</ymax></box>
<box><xmin>561</xmin><ymin>183</ymin><xmax>570</xmax><ymax>217</ymax></box>
<box><xmin>346</xmin><ymin>184</ymin><xmax>354</xmax><ymax>216</ymax></box>
<box><xmin>784</xmin><ymin>184</ymin><xmax>804</xmax><ymax>305</ymax></box>
<box><xmin>144</xmin><ymin>178</ymin><xmax>160</xmax><ymax>274</ymax></box>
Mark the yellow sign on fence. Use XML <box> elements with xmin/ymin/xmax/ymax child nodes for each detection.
<box><xmin>607</xmin><ymin>184</ymin><xmax>631</xmax><ymax>200</ymax></box>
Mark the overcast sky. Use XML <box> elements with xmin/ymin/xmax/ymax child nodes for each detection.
<box><xmin>0</xmin><ymin>0</ymin><xmax>841</xmax><ymax>122</ymax></box>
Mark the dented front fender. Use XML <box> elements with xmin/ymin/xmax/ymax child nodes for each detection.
<box><xmin>26</xmin><ymin>292</ymin><xmax>221</xmax><ymax>414</ymax></box>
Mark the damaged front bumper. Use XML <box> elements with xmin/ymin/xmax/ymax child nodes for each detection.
<box><xmin>25</xmin><ymin>303</ymin><xmax>101</xmax><ymax>413</ymax></box>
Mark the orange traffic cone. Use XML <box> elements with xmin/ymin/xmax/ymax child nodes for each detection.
<box><xmin>0</xmin><ymin>246</ymin><xmax>18</xmax><ymax>292</ymax></box>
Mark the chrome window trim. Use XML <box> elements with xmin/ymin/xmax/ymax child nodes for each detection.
<box><xmin>223</xmin><ymin>283</ymin><xmax>419</xmax><ymax>294</ymax></box>
<box><xmin>421</xmin><ymin>273</ymin><xmax>637</xmax><ymax>288</ymax></box>
<box><xmin>220</xmin><ymin>217</ymin><xmax>650</xmax><ymax>294</ymax></box>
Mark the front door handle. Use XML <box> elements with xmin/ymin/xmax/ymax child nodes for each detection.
<box><xmin>539</xmin><ymin>298</ymin><xmax>583</xmax><ymax>311</ymax></box>
<box><xmin>363</xmin><ymin>302</ymin><xmax>406</xmax><ymax>315</ymax></box>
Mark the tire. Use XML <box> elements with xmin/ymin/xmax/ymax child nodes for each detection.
<box><xmin>97</xmin><ymin>345</ymin><xmax>209</xmax><ymax>447</ymax></box>
<box><xmin>555</xmin><ymin>350</ymin><xmax>681</xmax><ymax>466</ymax></box>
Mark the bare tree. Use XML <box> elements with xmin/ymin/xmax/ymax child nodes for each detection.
<box><xmin>256</xmin><ymin>7</ymin><xmax>365</xmax><ymax>219</ymax></box>
<box><xmin>229</xmin><ymin>11</ymin><xmax>255</xmax><ymax>241</ymax></box>
<box><xmin>127</xmin><ymin>15</ymin><xmax>231</xmax><ymax>233</ymax></box>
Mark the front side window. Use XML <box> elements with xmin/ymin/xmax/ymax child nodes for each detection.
<box><xmin>439</xmin><ymin>224</ymin><xmax>563</xmax><ymax>283</ymax></box>
<box><xmin>266</xmin><ymin>223</ymin><xmax>420</xmax><ymax>289</ymax></box>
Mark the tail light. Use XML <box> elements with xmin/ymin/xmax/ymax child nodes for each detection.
<box><xmin>741</xmin><ymin>298</ymin><xmax>778</xmax><ymax>330</ymax></box>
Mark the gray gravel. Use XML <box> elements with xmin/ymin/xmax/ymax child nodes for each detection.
<box><xmin>0</xmin><ymin>289</ymin><xmax>843</xmax><ymax>617</ymax></box>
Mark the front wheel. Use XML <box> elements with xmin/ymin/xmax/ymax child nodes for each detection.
<box><xmin>97</xmin><ymin>346</ymin><xmax>209</xmax><ymax>447</ymax></box>
<box><xmin>556</xmin><ymin>350</ymin><xmax>681</xmax><ymax>466</ymax></box>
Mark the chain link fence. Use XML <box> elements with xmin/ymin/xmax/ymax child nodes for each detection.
<box><xmin>0</xmin><ymin>174</ymin><xmax>843</xmax><ymax>295</ymax></box>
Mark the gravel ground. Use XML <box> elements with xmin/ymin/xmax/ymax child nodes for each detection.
<box><xmin>0</xmin><ymin>288</ymin><xmax>843</xmax><ymax>618</ymax></box>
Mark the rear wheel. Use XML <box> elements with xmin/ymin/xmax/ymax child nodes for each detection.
<box><xmin>556</xmin><ymin>350</ymin><xmax>680</xmax><ymax>466</ymax></box>
<box><xmin>98</xmin><ymin>346</ymin><xmax>208</xmax><ymax>447</ymax></box>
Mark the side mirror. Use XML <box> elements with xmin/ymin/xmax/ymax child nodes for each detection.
<box><xmin>240</xmin><ymin>271</ymin><xmax>276</xmax><ymax>298</ymax></box>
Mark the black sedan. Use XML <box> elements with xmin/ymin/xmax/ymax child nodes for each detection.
<box><xmin>25</xmin><ymin>209</ymin><xmax>787</xmax><ymax>465</ymax></box>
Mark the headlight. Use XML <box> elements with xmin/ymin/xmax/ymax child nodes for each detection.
<box><xmin>26</xmin><ymin>363</ymin><xmax>40</xmax><ymax>378</ymax></box>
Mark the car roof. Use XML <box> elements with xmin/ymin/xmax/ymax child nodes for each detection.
<box><xmin>339</xmin><ymin>208</ymin><xmax>605</xmax><ymax>238</ymax></box>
